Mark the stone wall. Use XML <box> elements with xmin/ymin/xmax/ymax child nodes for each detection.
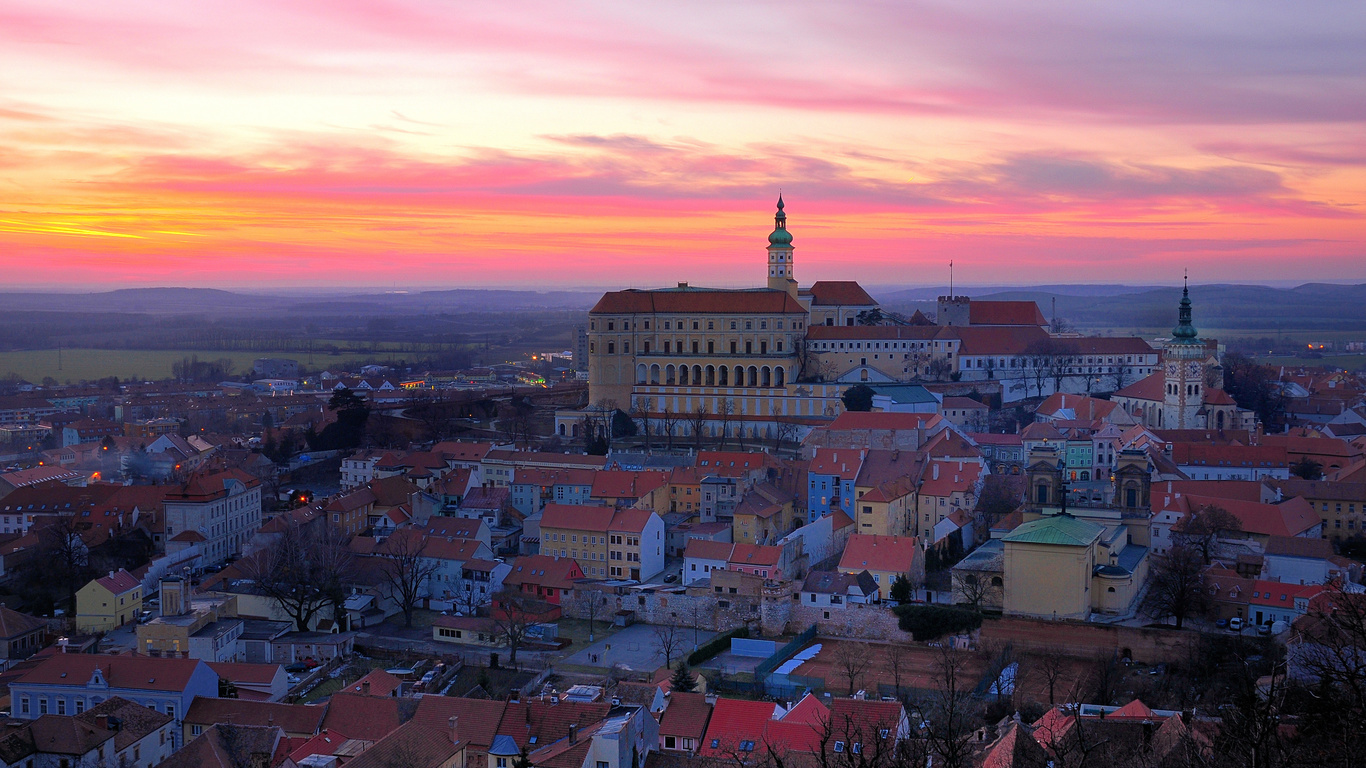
<box><xmin>563</xmin><ymin>582</ymin><xmax>795</xmax><ymax>637</ymax></box>
<box><xmin>791</xmin><ymin>603</ymin><xmax>911</xmax><ymax>641</ymax></box>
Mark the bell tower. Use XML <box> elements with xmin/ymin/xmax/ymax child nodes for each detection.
<box><xmin>1162</xmin><ymin>276</ymin><xmax>1205</xmax><ymax>429</ymax></box>
<box><xmin>766</xmin><ymin>195</ymin><xmax>797</xmax><ymax>297</ymax></box>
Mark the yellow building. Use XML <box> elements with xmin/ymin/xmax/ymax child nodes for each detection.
<box><xmin>999</xmin><ymin>514</ymin><xmax>1149</xmax><ymax>620</ymax></box>
<box><xmin>539</xmin><ymin>504</ymin><xmax>613</xmax><ymax>578</ymax></box>
<box><xmin>731</xmin><ymin>482</ymin><xmax>799</xmax><ymax>545</ymax></box>
<box><xmin>75</xmin><ymin>569</ymin><xmax>143</xmax><ymax>632</ymax></box>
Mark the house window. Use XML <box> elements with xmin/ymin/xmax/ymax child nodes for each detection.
<box><xmin>835</xmin><ymin>742</ymin><xmax>846</xmax><ymax>753</ymax></box>
<box><xmin>192</xmin><ymin>725</ymin><xmax>204</xmax><ymax>736</ymax></box>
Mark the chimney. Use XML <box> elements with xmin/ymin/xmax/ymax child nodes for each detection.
<box><xmin>568</xmin><ymin>723</ymin><xmax>579</xmax><ymax>744</ymax></box>
<box><xmin>362</xmin><ymin>680</ymin><xmax>371</xmax><ymax>696</ymax></box>
<box><xmin>449</xmin><ymin>715</ymin><xmax>460</xmax><ymax>744</ymax></box>
<box><xmin>95</xmin><ymin>714</ymin><xmax>109</xmax><ymax>730</ymax></box>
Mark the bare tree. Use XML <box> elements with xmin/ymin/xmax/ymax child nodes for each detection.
<box><xmin>491</xmin><ymin>588</ymin><xmax>540</xmax><ymax>666</ymax></box>
<box><xmin>952</xmin><ymin>572</ymin><xmax>1001</xmax><ymax>612</ymax></box>
<box><xmin>689</xmin><ymin>404</ymin><xmax>709</xmax><ymax>451</ymax></box>
<box><xmin>659</xmin><ymin>406</ymin><xmax>678</xmax><ymax>451</ymax></box>
<box><xmin>1174</xmin><ymin>503</ymin><xmax>1242</xmax><ymax>564</ymax></box>
<box><xmin>917</xmin><ymin>645</ymin><xmax>981</xmax><ymax>768</ymax></box>
<box><xmin>240</xmin><ymin>517</ymin><xmax>353</xmax><ymax>631</ymax></box>
<box><xmin>771</xmin><ymin>405</ymin><xmax>798</xmax><ymax>455</ymax></box>
<box><xmin>886</xmin><ymin>642</ymin><xmax>910</xmax><ymax>699</ymax></box>
<box><xmin>1028</xmin><ymin>645</ymin><xmax>1070</xmax><ymax>705</ymax></box>
<box><xmin>1141</xmin><ymin>544</ymin><xmax>1209</xmax><ymax>629</ymax></box>
<box><xmin>653</xmin><ymin>623</ymin><xmax>685</xmax><ymax>669</ymax></box>
<box><xmin>834</xmin><ymin>641</ymin><xmax>873</xmax><ymax>695</ymax></box>
<box><xmin>632</xmin><ymin>398</ymin><xmax>653</xmax><ymax>451</ymax></box>
<box><xmin>376</xmin><ymin>529</ymin><xmax>440</xmax><ymax>628</ymax></box>
<box><xmin>1108</xmin><ymin>359</ymin><xmax>1132</xmax><ymax>393</ymax></box>
<box><xmin>716</xmin><ymin>398</ymin><xmax>736</xmax><ymax>450</ymax></box>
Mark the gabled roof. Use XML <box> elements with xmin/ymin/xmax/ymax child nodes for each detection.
<box><xmin>93</xmin><ymin>569</ymin><xmax>140</xmax><ymax>595</ymax></box>
<box><xmin>410</xmin><ymin>694</ymin><xmax>506</xmax><ymax>749</ymax></box>
<box><xmin>698</xmin><ymin>698</ymin><xmax>781</xmax><ymax>757</ymax></box>
<box><xmin>151</xmin><ymin>724</ymin><xmax>285</xmax><ymax>768</ymax></box>
<box><xmin>319</xmin><ymin>692</ymin><xmax>417</xmax><ymax>743</ymax></box>
<box><xmin>502</xmin><ymin>555</ymin><xmax>584</xmax><ymax>590</ymax></box>
<box><xmin>804</xmin><ymin>280</ymin><xmax>877</xmax><ymax>307</ymax></box>
<box><xmin>540</xmin><ymin>503</ymin><xmax>615</xmax><ymax>533</ymax></box>
<box><xmin>659</xmin><ymin>692</ymin><xmax>713</xmax><ymax>739</ymax></box>
<box><xmin>683</xmin><ymin>539</ymin><xmax>734</xmax><ymax>562</ymax></box>
<box><xmin>838</xmin><ymin>534</ymin><xmax>919</xmax><ymax>574</ymax></box>
<box><xmin>346</xmin><ymin>669</ymin><xmax>404</xmax><ymax>697</ymax></box>
<box><xmin>184</xmin><ymin>696</ymin><xmax>324</xmax><ymax>735</ymax></box>
<box><xmin>15</xmin><ymin>654</ymin><xmax>207</xmax><ymax>693</ymax></box>
<box><xmin>968</xmin><ymin>300</ymin><xmax>1048</xmax><ymax>327</ymax></box>
<box><xmin>729</xmin><ymin>543</ymin><xmax>782</xmax><ymax>568</ymax></box>
<box><xmin>0</xmin><ymin>606</ymin><xmax>45</xmax><ymax>639</ymax></box>
<box><xmin>808</xmin><ymin>449</ymin><xmax>864</xmax><ymax>480</ymax></box>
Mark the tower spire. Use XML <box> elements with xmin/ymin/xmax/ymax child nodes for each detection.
<box><xmin>766</xmin><ymin>195</ymin><xmax>795</xmax><ymax>296</ymax></box>
<box><xmin>1172</xmin><ymin>272</ymin><xmax>1198</xmax><ymax>342</ymax></box>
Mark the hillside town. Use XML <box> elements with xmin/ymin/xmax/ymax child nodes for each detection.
<box><xmin>0</xmin><ymin>205</ymin><xmax>1364</xmax><ymax>768</ymax></box>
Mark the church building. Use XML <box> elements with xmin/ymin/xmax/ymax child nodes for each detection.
<box><xmin>1111</xmin><ymin>281</ymin><xmax>1255</xmax><ymax>431</ymax></box>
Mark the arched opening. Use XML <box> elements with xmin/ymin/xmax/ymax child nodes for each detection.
<box><xmin>635</xmin><ymin>364</ymin><xmax>647</xmax><ymax>385</ymax></box>
<box><xmin>705</xmin><ymin>366</ymin><xmax>716</xmax><ymax>386</ymax></box>
<box><xmin>991</xmin><ymin>576</ymin><xmax>1003</xmax><ymax>587</ymax></box>
<box><xmin>1216</xmin><ymin>410</ymin><xmax>1225</xmax><ymax>430</ymax></box>
<box><xmin>718</xmin><ymin>366</ymin><xmax>729</xmax><ymax>386</ymax></box>
<box><xmin>558</xmin><ymin>424</ymin><xmax>566</xmax><ymax>436</ymax></box>
<box><xmin>693</xmin><ymin>365</ymin><xmax>702</xmax><ymax>386</ymax></box>
<box><xmin>666</xmin><ymin>365</ymin><xmax>676</xmax><ymax>385</ymax></box>
<box><xmin>775</xmin><ymin>367</ymin><xmax>785</xmax><ymax>386</ymax></box>
<box><xmin>761</xmin><ymin>366</ymin><xmax>772</xmax><ymax>387</ymax></box>
<box><xmin>748</xmin><ymin>366</ymin><xmax>759</xmax><ymax>388</ymax></box>
<box><xmin>678</xmin><ymin>366</ymin><xmax>689</xmax><ymax>386</ymax></box>
<box><xmin>650</xmin><ymin>364</ymin><xmax>660</xmax><ymax>385</ymax></box>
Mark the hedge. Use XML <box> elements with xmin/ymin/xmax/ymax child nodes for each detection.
<box><xmin>892</xmin><ymin>605</ymin><xmax>983</xmax><ymax>641</ymax></box>
<box><xmin>687</xmin><ymin>626</ymin><xmax>750</xmax><ymax>666</ymax></box>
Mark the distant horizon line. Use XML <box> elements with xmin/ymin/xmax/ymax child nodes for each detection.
<box><xmin>4</xmin><ymin>278</ymin><xmax>1365</xmax><ymax>295</ymax></box>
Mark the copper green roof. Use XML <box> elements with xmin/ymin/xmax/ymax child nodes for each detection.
<box><xmin>768</xmin><ymin>195</ymin><xmax>793</xmax><ymax>247</ymax></box>
<box><xmin>1001</xmin><ymin>514</ymin><xmax>1102</xmax><ymax>546</ymax></box>
<box><xmin>1170</xmin><ymin>280</ymin><xmax>1200</xmax><ymax>343</ymax></box>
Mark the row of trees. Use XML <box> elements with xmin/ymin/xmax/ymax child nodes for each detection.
<box><xmin>580</xmin><ymin>398</ymin><xmax>802</xmax><ymax>455</ymax></box>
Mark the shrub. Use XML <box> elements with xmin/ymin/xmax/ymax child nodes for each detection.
<box><xmin>893</xmin><ymin>605</ymin><xmax>982</xmax><ymax>641</ymax></box>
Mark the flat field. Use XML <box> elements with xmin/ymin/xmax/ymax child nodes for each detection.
<box><xmin>0</xmin><ymin>348</ymin><xmax>386</xmax><ymax>383</ymax></box>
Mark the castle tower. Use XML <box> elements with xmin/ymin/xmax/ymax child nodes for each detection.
<box><xmin>1162</xmin><ymin>277</ymin><xmax>1206</xmax><ymax>430</ymax></box>
<box><xmin>766</xmin><ymin>195</ymin><xmax>798</xmax><ymax>297</ymax></box>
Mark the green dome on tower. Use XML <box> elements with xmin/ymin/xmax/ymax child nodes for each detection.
<box><xmin>768</xmin><ymin>194</ymin><xmax>793</xmax><ymax>247</ymax></box>
<box><xmin>1171</xmin><ymin>277</ymin><xmax>1199</xmax><ymax>343</ymax></box>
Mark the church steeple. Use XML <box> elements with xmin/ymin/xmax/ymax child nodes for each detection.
<box><xmin>1171</xmin><ymin>273</ymin><xmax>1199</xmax><ymax>343</ymax></box>
<box><xmin>767</xmin><ymin>195</ymin><xmax>796</xmax><ymax>296</ymax></box>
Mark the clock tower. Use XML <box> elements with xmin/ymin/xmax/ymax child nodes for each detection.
<box><xmin>766</xmin><ymin>195</ymin><xmax>798</xmax><ymax>297</ymax></box>
<box><xmin>1161</xmin><ymin>277</ymin><xmax>1206</xmax><ymax>429</ymax></box>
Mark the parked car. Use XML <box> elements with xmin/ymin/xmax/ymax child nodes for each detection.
<box><xmin>1215</xmin><ymin>618</ymin><xmax>1227</xmax><ymax>628</ymax></box>
<box><xmin>285</xmin><ymin>663</ymin><xmax>309</xmax><ymax>673</ymax></box>
<box><xmin>1258</xmin><ymin>622</ymin><xmax>1273</xmax><ymax>635</ymax></box>
<box><xmin>287</xmin><ymin>674</ymin><xmax>301</xmax><ymax>685</ymax></box>
<box><xmin>1228</xmin><ymin>618</ymin><xmax>1244</xmax><ymax>631</ymax></box>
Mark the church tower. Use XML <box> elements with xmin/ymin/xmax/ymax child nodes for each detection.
<box><xmin>1162</xmin><ymin>277</ymin><xmax>1206</xmax><ymax>429</ymax></box>
<box><xmin>766</xmin><ymin>195</ymin><xmax>798</xmax><ymax>297</ymax></box>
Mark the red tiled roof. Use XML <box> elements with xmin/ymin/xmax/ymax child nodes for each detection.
<box><xmin>659</xmin><ymin>692</ymin><xmax>713</xmax><ymax>740</ymax></box>
<box><xmin>1114</xmin><ymin>371</ymin><xmax>1165</xmax><ymax>401</ymax></box>
<box><xmin>318</xmin><ymin>693</ymin><xmax>411</xmax><ymax>743</ymax></box>
<box><xmin>683</xmin><ymin>539</ymin><xmax>734</xmax><ymax>562</ymax></box>
<box><xmin>495</xmin><ymin>700</ymin><xmax>612</xmax><ymax>751</ymax></box>
<box><xmin>804</xmin><ymin>281</ymin><xmax>877</xmax><ymax>307</ymax></box>
<box><xmin>513</xmin><ymin>467</ymin><xmax>597</xmax><ymax>487</ymax></box>
<box><xmin>809</xmin><ymin>448</ymin><xmax>864</xmax><ymax>480</ymax></box>
<box><xmin>1171</xmin><ymin>443</ymin><xmax>1289</xmax><ymax>469</ymax></box>
<box><xmin>838</xmin><ymin>534</ymin><xmax>919</xmax><ymax>574</ymax></box>
<box><xmin>591</xmin><ymin>470</ymin><xmax>669</xmax><ymax>500</ymax></box>
<box><xmin>919</xmin><ymin>461</ymin><xmax>982</xmax><ymax>498</ymax></box>
<box><xmin>502</xmin><ymin>555</ymin><xmax>584</xmax><ymax>590</ymax></box>
<box><xmin>346</xmin><ymin>669</ymin><xmax>403</xmax><ymax>697</ymax></box>
<box><xmin>287</xmin><ymin>728</ymin><xmax>350</xmax><ymax>763</ymax></box>
<box><xmin>609</xmin><ymin>507</ymin><xmax>657</xmax><ymax>534</ymax></box>
<box><xmin>948</xmin><ymin>325</ymin><xmax>1050</xmax><ymax>355</ymax></box>
<box><xmin>95</xmin><ymin>569</ymin><xmax>141</xmax><ymax>594</ymax></box>
<box><xmin>728</xmin><ymin>543</ymin><xmax>782</xmax><ymax>568</ymax></box>
<box><xmin>185</xmin><ymin>696</ymin><xmax>323</xmax><ymax>736</ymax></box>
<box><xmin>968</xmin><ymin>300</ymin><xmax>1048</xmax><ymax>327</ymax></box>
<box><xmin>410</xmin><ymin>695</ymin><xmax>506</xmax><ymax>749</ymax></box>
<box><xmin>540</xmin><ymin>503</ymin><xmax>615</xmax><ymax>533</ymax></box>
<box><xmin>16</xmin><ymin>654</ymin><xmax>205</xmax><ymax>693</ymax></box>
<box><xmin>590</xmin><ymin>288</ymin><xmax>807</xmax><ymax>315</ymax></box>
<box><xmin>698</xmin><ymin>698</ymin><xmax>780</xmax><ymax>757</ymax></box>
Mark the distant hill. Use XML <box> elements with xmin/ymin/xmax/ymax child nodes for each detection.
<box><xmin>0</xmin><ymin>287</ymin><xmax>601</xmax><ymax>316</ymax></box>
<box><xmin>875</xmin><ymin>283</ymin><xmax>1366</xmax><ymax>335</ymax></box>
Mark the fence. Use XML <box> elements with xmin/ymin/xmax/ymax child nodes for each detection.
<box><xmin>766</xmin><ymin>673</ymin><xmax>827</xmax><ymax>699</ymax></box>
<box><xmin>754</xmin><ymin>624</ymin><xmax>818</xmax><ymax>682</ymax></box>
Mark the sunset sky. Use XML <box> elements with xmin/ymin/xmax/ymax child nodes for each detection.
<box><xmin>2</xmin><ymin>1</ymin><xmax>1364</xmax><ymax>290</ymax></box>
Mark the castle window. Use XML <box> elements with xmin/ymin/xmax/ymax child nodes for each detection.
<box><xmin>644</xmin><ymin>321</ymin><xmax>650</xmax><ymax>329</ymax></box>
<box><xmin>623</xmin><ymin>342</ymin><xmax>630</xmax><ymax>353</ymax></box>
<box><xmin>761</xmin><ymin>321</ymin><xmax>768</xmax><ymax>329</ymax></box>
<box><xmin>730</xmin><ymin>321</ymin><xmax>737</xmax><ymax>330</ymax></box>
<box><xmin>693</xmin><ymin>321</ymin><xmax>699</xmax><ymax>330</ymax></box>
<box><xmin>607</xmin><ymin>343</ymin><xmax>615</xmax><ymax>354</ymax></box>
<box><xmin>664</xmin><ymin>321</ymin><xmax>671</xmax><ymax>329</ymax></box>
<box><xmin>607</xmin><ymin>322</ymin><xmax>614</xmax><ymax>331</ymax></box>
<box><xmin>708</xmin><ymin>321</ymin><xmax>714</xmax><ymax>330</ymax></box>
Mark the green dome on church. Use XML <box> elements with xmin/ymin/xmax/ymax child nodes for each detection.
<box><xmin>768</xmin><ymin>194</ymin><xmax>793</xmax><ymax>248</ymax></box>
